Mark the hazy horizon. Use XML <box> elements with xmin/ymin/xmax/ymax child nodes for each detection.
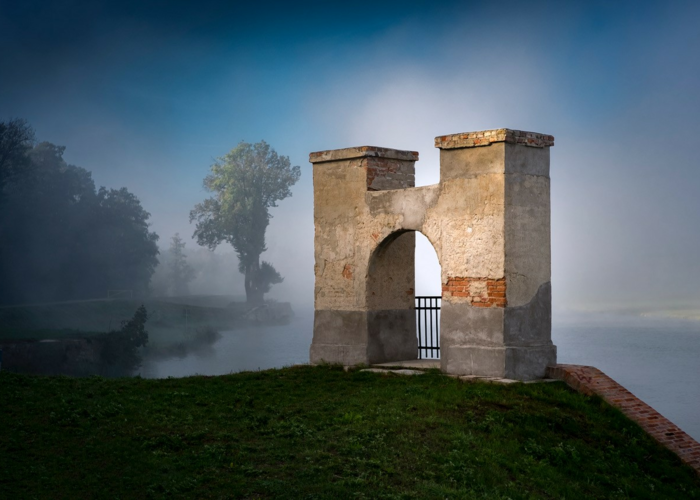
<box><xmin>2</xmin><ymin>1</ymin><xmax>700</xmax><ymax>318</ymax></box>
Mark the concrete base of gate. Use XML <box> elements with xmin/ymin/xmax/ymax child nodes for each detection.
<box><xmin>363</xmin><ymin>361</ymin><xmax>560</xmax><ymax>384</ymax></box>
<box><xmin>442</xmin><ymin>345</ymin><xmax>557</xmax><ymax>380</ymax></box>
<box><xmin>372</xmin><ymin>359</ymin><xmax>441</xmax><ymax>370</ymax></box>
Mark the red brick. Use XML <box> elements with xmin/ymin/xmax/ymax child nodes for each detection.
<box><xmin>546</xmin><ymin>364</ymin><xmax>700</xmax><ymax>475</ymax></box>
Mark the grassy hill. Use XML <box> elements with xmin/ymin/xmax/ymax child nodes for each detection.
<box><xmin>1</xmin><ymin>365</ymin><xmax>698</xmax><ymax>498</ymax></box>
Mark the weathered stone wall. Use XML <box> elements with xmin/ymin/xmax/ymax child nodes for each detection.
<box><xmin>311</xmin><ymin>147</ymin><xmax>418</xmax><ymax>365</ymax></box>
<box><xmin>310</xmin><ymin>129</ymin><xmax>556</xmax><ymax>380</ymax></box>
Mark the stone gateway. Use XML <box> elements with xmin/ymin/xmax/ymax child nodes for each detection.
<box><xmin>310</xmin><ymin>129</ymin><xmax>556</xmax><ymax>380</ymax></box>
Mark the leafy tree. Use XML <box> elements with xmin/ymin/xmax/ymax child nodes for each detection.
<box><xmin>190</xmin><ymin>141</ymin><xmax>300</xmax><ymax>304</ymax></box>
<box><xmin>0</xmin><ymin>118</ymin><xmax>34</xmax><ymax>195</ymax></box>
<box><xmin>0</xmin><ymin>121</ymin><xmax>160</xmax><ymax>304</ymax></box>
<box><xmin>89</xmin><ymin>186</ymin><xmax>160</xmax><ymax>297</ymax></box>
<box><xmin>167</xmin><ymin>233</ymin><xmax>196</xmax><ymax>296</ymax></box>
<box><xmin>0</xmin><ymin>141</ymin><xmax>99</xmax><ymax>302</ymax></box>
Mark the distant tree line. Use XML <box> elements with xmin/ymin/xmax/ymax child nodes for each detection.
<box><xmin>165</xmin><ymin>233</ymin><xmax>195</xmax><ymax>296</ymax></box>
<box><xmin>150</xmin><ymin>243</ymin><xmax>247</xmax><ymax>298</ymax></box>
<box><xmin>0</xmin><ymin>119</ymin><xmax>298</xmax><ymax>306</ymax></box>
<box><xmin>0</xmin><ymin>119</ymin><xmax>159</xmax><ymax>305</ymax></box>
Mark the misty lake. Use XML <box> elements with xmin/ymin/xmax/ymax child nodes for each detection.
<box><xmin>140</xmin><ymin>309</ymin><xmax>700</xmax><ymax>442</ymax></box>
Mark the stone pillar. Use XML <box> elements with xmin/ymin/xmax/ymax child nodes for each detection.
<box><xmin>309</xmin><ymin>146</ymin><xmax>418</xmax><ymax>366</ymax></box>
<box><xmin>435</xmin><ymin>129</ymin><xmax>556</xmax><ymax>380</ymax></box>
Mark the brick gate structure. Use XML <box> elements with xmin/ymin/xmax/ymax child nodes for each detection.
<box><xmin>310</xmin><ymin>129</ymin><xmax>556</xmax><ymax>380</ymax></box>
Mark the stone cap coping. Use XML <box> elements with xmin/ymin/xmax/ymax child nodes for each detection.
<box><xmin>309</xmin><ymin>146</ymin><xmax>419</xmax><ymax>164</ymax></box>
<box><xmin>435</xmin><ymin>129</ymin><xmax>555</xmax><ymax>149</ymax></box>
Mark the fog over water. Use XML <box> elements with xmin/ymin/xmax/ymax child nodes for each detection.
<box><xmin>140</xmin><ymin>304</ymin><xmax>700</xmax><ymax>442</ymax></box>
<box><xmin>141</xmin><ymin>308</ymin><xmax>315</xmax><ymax>379</ymax></box>
<box><xmin>553</xmin><ymin>318</ymin><xmax>700</xmax><ymax>444</ymax></box>
<box><xmin>3</xmin><ymin>1</ymin><xmax>700</xmax><ymax>318</ymax></box>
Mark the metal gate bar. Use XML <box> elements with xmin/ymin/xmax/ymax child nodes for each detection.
<box><xmin>415</xmin><ymin>296</ymin><xmax>441</xmax><ymax>359</ymax></box>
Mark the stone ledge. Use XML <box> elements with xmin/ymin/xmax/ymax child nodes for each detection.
<box><xmin>360</xmin><ymin>368</ymin><xmax>426</xmax><ymax>376</ymax></box>
<box><xmin>364</xmin><ymin>364</ymin><xmax>557</xmax><ymax>384</ymax></box>
<box><xmin>372</xmin><ymin>359</ymin><xmax>440</xmax><ymax>370</ymax></box>
<box><xmin>309</xmin><ymin>146</ymin><xmax>419</xmax><ymax>164</ymax></box>
<box><xmin>435</xmin><ymin>129</ymin><xmax>554</xmax><ymax>149</ymax></box>
<box><xmin>547</xmin><ymin>364</ymin><xmax>700</xmax><ymax>474</ymax></box>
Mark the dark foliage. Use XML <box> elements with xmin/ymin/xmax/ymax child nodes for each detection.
<box><xmin>0</xmin><ymin>118</ymin><xmax>34</xmax><ymax>194</ymax></box>
<box><xmin>257</xmin><ymin>260</ymin><xmax>283</xmax><ymax>294</ymax></box>
<box><xmin>100</xmin><ymin>305</ymin><xmax>149</xmax><ymax>374</ymax></box>
<box><xmin>0</xmin><ymin>120</ymin><xmax>159</xmax><ymax>304</ymax></box>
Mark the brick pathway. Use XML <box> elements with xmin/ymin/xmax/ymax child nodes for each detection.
<box><xmin>547</xmin><ymin>364</ymin><xmax>700</xmax><ymax>474</ymax></box>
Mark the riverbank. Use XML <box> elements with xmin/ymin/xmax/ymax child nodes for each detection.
<box><xmin>0</xmin><ymin>295</ymin><xmax>293</xmax><ymax>341</ymax></box>
<box><xmin>0</xmin><ymin>296</ymin><xmax>294</xmax><ymax>376</ymax></box>
<box><xmin>1</xmin><ymin>365</ymin><xmax>698</xmax><ymax>498</ymax></box>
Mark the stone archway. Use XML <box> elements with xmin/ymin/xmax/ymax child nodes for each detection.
<box><xmin>365</xmin><ymin>230</ymin><xmax>417</xmax><ymax>364</ymax></box>
<box><xmin>309</xmin><ymin>129</ymin><xmax>557</xmax><ymax>380</ymax></box>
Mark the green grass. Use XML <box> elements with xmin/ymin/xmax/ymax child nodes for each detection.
<box><xmin>1</xmin><ymin>365</ymin><xmax>698</xmax><ymax>499</ymax></box>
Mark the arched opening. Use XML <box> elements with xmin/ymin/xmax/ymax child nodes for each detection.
<box><xmin>366</xmin><ymin>230</ymin><xmax>441</xmax><ymax>364</ymax></box>
<box><xmin>415</xmin><ymin>232</ymin><xmax>442</xmax><ymax>359</ymax></box>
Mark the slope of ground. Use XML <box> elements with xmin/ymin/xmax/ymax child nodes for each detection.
<box><xmin>1</xmin><ymin>365</ymin><xmax>698</xmax><ymax>498</ymax></box>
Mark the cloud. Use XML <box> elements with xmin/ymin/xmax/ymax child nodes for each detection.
<box><xmin>302</xmin><ymin>10</ymin><xmax>700</xmax><ymax>314</ymax></box>
<box><xmin>306</xmin><ymin>43</ymin><xmax>556</xmax><ymax>298</ymax></box>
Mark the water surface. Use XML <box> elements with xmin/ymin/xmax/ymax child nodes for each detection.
<box><xmin>141</xmin><ymin>309</ymin><xmax>700</xmax><ymax>441</ymax></box>
<box><xmin>141</xmin><ymin>310</ymin><xmax>314</xmax><ymax>378</ymax></box>
<box><xmin>554</xmin><ymin>316</ymin><xmax>700</xmax><ymax>442</ymax></box>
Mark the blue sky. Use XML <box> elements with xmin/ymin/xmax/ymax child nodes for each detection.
<box><xmin>2</xmin><ymin>0</ymin><xmax>699</xmax><ymax>314</ymax></box>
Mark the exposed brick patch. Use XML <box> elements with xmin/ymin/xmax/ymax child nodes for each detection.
<box><xmin>442</xmin><ymin>277</ymin><xmax>506</xmax><ymax>307</ymax></box>
<box><xmin>435</xmin><ymin>129</ymin><xmax>554</xmax><ymax>150</ymax></box>
<box><xmin>365</xmin><ymin>157</ymin><xmax>415</xmax><ymax>191</ymax></box>
<box><xmin>547</xmin><ymin>364</ymin><xmax>700</xmax><ymax>474</ymax></box>
<box><xmin>341</xmin><ymin>264</ymin><xmax>353</xmax><ymax>280</ymax></box>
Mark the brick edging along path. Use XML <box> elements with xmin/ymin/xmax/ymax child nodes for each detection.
<box><xmin>547</xmin><ymin>364</ymin><xmax>700</xmax><ymax>474</ymax></box>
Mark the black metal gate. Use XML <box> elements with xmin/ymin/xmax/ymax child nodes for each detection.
<box><xmin>415</xmin><ymin>296</ymin><xmax>441</xmax><ymax>359</ymax></box>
